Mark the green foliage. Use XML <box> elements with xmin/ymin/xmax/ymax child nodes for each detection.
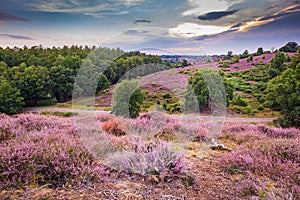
<box><xmin>256</xmin><ymin>47</ymin><xmax>264</xmax><ymax>56</ymax></box>
<box><xmin>227</xmin><ymin>51</ymin><xmax>233</xmax><ymax>58</ymax></box>
<box><xmin>265</xmin><ymin>63</ymin><xmax>300</xmax><ymax>128</ymax></box>
<box><xmin>182</xmin><ymin>59</ymin><xmax>189</xmax><ymax>67</ymax></box>
<box><xmin>241</xmin><ymin>50</ymin><xmax>249</xmax><ymax>59</ymax></box>
<box><xmin>231</xmin><ymin>56</ymin><xmax>240</xmax><ymax>64</ymax></box>
<box><xmin>246</xmin><ymin>105</ymin><xmax>252</xmax><ymax>114</ymax></box>
<box><xmin>246</xmin><ymin>55</ymin><xmax>253</xmax><ymax>62</ymax></box>
<box><xmin>185</xmin><ymin>68</ymin><xmax>231</xmax><ymax>112</ymax></box>
<box><xmin>162</xmin><ymin>93</ymin><xmax>172</xmax><ymax>99</ymax></box>
<box><xmin>232</xmin><ymin>94</ymin><xmax>248</xmax><ymax>107</ymax></box>
<box><xmin>12</xmin><ymin>65</ymin><xmax>52</xmax><ymax>106</ymax></box>
<box><xmin>0</xmin><ymin>46</ymin><xmax>163</xmax><ymax>109</ymax></box>
<box><xmin>271</xmin><ymin>51</ymin><xmax>285</xmax><ymax>72</ymax></box>
<box><xmin>111</xmin><ymin>80</ymin><xmax>145</xmax><ymax>118</ymax></box>
<box><xmin>49</xmin><ymin>65</ymin><xmax>74</xmax><ymax>102</ymax></box>
<box><xmin>0</xmin><ymin>79</ymin><xmax>24</xmax><ymax>114</ymax></box>
<box><xmin>258</xmin><ymin>105</ymin><xmax>264</xmax><ymax>111</ymax></box>
<box><xmin>268</xmin><ymin>68</ymin><xmax>278</xmax><ymax>78</ymax></box>
<box><xmin>279</xmin><ymin>42</ymin><xmax>299</xmax><ymax>52</ymax></box>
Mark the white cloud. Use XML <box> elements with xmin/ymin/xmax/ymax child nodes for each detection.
<box><xmin>25</xmin><ymin>0</ymin><xmax>145</xmax><ymax>15</ymax></box>
<box><xmin>32</xmin><ymin>2</ymin><xmax>108</xmax><ymax>13</ymax></box>
<box><xmin>169</xmin><ymin>23</ymin><xmax>230</xmax><ymax>38</ymax></box>
<box><xmin>182</xmin><ymin>0</ymin><xmax>239</xmax><ymax>16</ymax></box>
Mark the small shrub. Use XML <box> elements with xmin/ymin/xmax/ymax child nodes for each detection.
<box><xmin>246</xmin><ymin>106</ymin><xmax>252</xmax><ymax>114</ymax></box>
<box><xmin>154</xmin><ymin>127</ymin><xmax>176</xmax><ymax>141</ymax></box>
<box><xmin>107</xmin><ymin>142</ymin><xmax>189</xmax><ymax>176</ymax></box>
<box><xmin>101</xmin><ymin>119</ymin><xmax>126</xmax><ymax>136</ymax></box>
<box><xmin>232</xmin><ymin>94</ymin><xmax>248</xmax><ymax>107</ymax></box>
<box><xmin>257</xmin><ymin>105</ymin><xmax>264</xmax><ymax>111</ymax></box>
<box><xmin>162</xmin><ymin>93</ymin><xmax>172</xmax><ymax>99</ymax></box>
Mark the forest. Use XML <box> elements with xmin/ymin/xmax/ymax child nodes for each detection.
<box><xmin>0</xmin><ymin>46</ymin><xmax>164</xmax><ymax>111</ymax></box>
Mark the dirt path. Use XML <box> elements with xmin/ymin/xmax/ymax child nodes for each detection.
<box><xmin>25</xmin><ymin>107</ymin><xmax>275</xmax><ymax>123</ymax></box>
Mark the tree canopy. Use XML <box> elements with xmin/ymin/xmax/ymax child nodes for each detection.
<box><xmin>111</xmin><ymin>80</ymin><xmax>145</xmax><ymax>118</ymax></box>
<box><xmin>0</xmin><ymin>46</ymin><xmax>163</xmax><ymax>113</ymax></box>
<box><xmin>265</xmin><ymin>63</ymin><xmax>300</xmax><ymax>128</ymax></box>
<box><xmin>185</xmin><ymin>68</ymin><xmax>233</xmax><ymax>112</ymax></box>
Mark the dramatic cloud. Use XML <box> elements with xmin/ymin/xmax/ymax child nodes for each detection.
<box><xmin>169</xmin><ymin>23</ymin><xmax>230</xmax><ymax>38</ymax></box>
<box><xmin>134</xmin><ymin>19</ymin><xmax>151</xmax><ymax>24</ymax></box>
<box><xmin>182</xmin><ymin>0</ymin><xmax>236</xmax><ymax>16</ymax></box>
<box><xmin>198</xmin><ymin>10</ymin><xmax>239</xmax><ymax>20</ymax></box>
<box><xmin>176</xmin><ymin>0</ymin><xmax>300</xmax><ymax>40</ymax></box>
<box><xmin>0</xmin><ymin>34</ymin><xmax>34</xmax><ymax>40</ymax></box>
<box><xmin>14</xmin><ymin>0</ymin><xmax>146</xmax><ymax>17</ymax></box>
<box><xmin>0</xmin><ymin>10</ymin><xmax>29</xmax><ymax>22</ymax></box>
<box><xmin>1</xmin><ymin>0</ymin><xmax>299</xmax><ymax>55</ymax></box>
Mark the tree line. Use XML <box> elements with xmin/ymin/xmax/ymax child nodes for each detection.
<box><xmin>0</xmin><ymin>46</ymin><xmax>162</xmax><ymax>114</ymax></box>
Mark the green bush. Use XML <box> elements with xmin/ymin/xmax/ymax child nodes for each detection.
<box><xmin>163</xmin><ymin>93</ymin><xmax>172</xmax><ymax>99</ymax></box>
<box><xmin>232</xmin><ymin>94</ymin><xmax>248</xmax><ymax>107</ymax></box>
<box><xmin>111</xmin><ymin>80</ymin><xmax>145</xmax><ymax>118</ymax></box>
<box><xmin>257</xmin><ymin>105</ymin><xmax>264</xmax><ymax>111</ymax></box>
<box><xmin>246</xmin><ymin>106</ymin><xmax>252</xmax><ymax>114</ymax></box>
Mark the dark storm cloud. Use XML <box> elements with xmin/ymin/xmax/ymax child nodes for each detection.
<box><xmin>194</xmin><ymin>30</ymin><xmax>236</xmax><ymax>41</ymax></box>
<box><xmin>259</xmin><ymin>5</ymin><xmax>300</xmax><ymax>22</ymax></box>
<box><xmin>198</xmin><ymin>10</ymin><xmax>239</xmax><ymax>21</ymax></box>
<box><xmin>134</xmin><ymin>19</ymin><xmax>152</xmax><ymax>24</ymax></box>
<box><xmin>0</xmin><ymin>34</ymin><xmax>34</xmax><ymax>40</ymax></box>
<box><xmin>231</xmin><ymin>23</ymin><xmax>243</xmax><ymax>29</ymax></box>
<box><xmin>0</xmin><ymin>10</ymin><xmax>29</xmax><ymax>22</ymax></box>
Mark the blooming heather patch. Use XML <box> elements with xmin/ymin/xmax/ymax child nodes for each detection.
<box><xmin>107</xmin><ymin>141</ymin><xmax>188</xmax><ymax>176</ymax></box>
<box><xmin>140</xmin><ymin>69</ymin><xmax>188</xmax><ymax>99</ymax></box>
<box><xmin>222</xmin><ymin>123</ymin><xmax>300</xmax><ymax>139</ymax></box>
<box><xmin>0</xmin><ymin>113</ymin><xmax>75</xmax><ymax>140</ymax></box>
<box><xmin>219</xmin><ymin>124</ymin><xmax>300</xmax><ymax>199</ymax></box>
<box><xmin>74</xmin><ymin>112</ymin><xmax>191</xmax><ymax>179</ymax></box>
<box><xmin>0</xmin><ymin>114</ymin><xmax>107</xmax><ymax>189</ymax></box>
<box><xmin>128</xmin><ymin>111</ymin><xmax>180</xmax><ymax>138</ymax></box>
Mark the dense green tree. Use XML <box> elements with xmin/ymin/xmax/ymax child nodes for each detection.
<box><xmin>227</xmin><ymin>51</ymin><xmax>233</xmax><ymax>58</ymax></box>
<box><xmin>279</xmin><ymin>42</ymin><xmax>299</xmax><ymax>52</ymax></box>
<box><xmin>256</xmin><ymin>47</ymin><xmax>264</xmax><ymax>55</ymax></box>
<box><xmin>97</xmin><ymin>73</ymin><xmax>110</xmax><ymax>91</ymax></box>
<box><xmin>185</xmin><ymin>68</ymin><xmax>232</xmax><ymax>112</ymax></box>
<box><xmin>182</xmin><ymin>59</ymin><xmax>189</xmax><ymax>67</ymax></box>
<box><xmin>241</xmin><ymin>50</ymin><xmax>249</xmax><ymax>59</ymax></box>
<box><xmin>271</xmin><ymin>51</ymin><xmax>285</xmax><ymax>72</ymax></box>
<box><xmin>13</xmin><ymin>65</ymin><xmax>52</xmax><ymax>106</ymax></box>
<box><xmin>268</xmin><ymin>68</ymin><xmax>278</xmax><ymax>78</ymax></box>
<box><xmin>0</xmin><ymin>79</ymin><xmax>24</xmax><ymax>114</ymax></box>
<box><xmin>49</xmin><ymin>65</ymin><xmax>74</xmax><ymax>102</ymax></box>
<box><xmin>265</xmin><ymin>63</ymin><xmax>300</xmax><ymax>128</ymax></box>
<box><xmin>111</xmin><ymin>80</ymin><xmax>145</xmax><ymax>118</ymax></box>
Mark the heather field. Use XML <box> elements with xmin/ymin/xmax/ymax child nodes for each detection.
<box><xmin>1</xmin><ymin>112</ymin><xmax>300</xmax><ymax>199</ymax></box>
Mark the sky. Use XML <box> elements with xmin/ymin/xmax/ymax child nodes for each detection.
<box><xmin>0</xmin><ymin>0</ymin><xmax>299</xmax><ymax>55</ymax></box>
